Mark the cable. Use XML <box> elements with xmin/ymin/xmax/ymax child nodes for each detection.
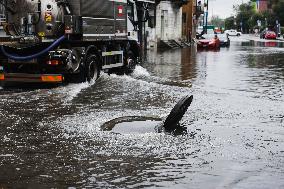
<box><xmin>1</xmin><ymin>35</ymin><xmax>66</xmax><ymax>61</ymax></box>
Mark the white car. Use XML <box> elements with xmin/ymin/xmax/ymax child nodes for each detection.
<box><xmin>224</xmin><ymin>29</ymin><xmax>242</xmax><ymax>36</ymax></box>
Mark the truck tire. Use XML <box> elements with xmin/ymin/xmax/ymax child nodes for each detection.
<box><xmin>64</xmin><ymin>62</ymin><xmax>86</xmax><ymax>83</ymax></box>
<box><xmin>124</xmin><ymin>51</ymin><xmax>136</xmax><ymax>74</ymax></box>
<box><xmin>85</xmin><ymin>55</ymin><xmax>100</xmax><ymax>82</ymax></box>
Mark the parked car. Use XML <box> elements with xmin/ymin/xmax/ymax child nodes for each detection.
<box><xmin>260</xmin><ymin>30</ymin><xmax>277</xmax><ymax>39</ymax></box>
<box><xmin>224</xmin><ymin>29</ymin><xmax>242</xmax><ymax>36</ymax></box>
<box><xmin>200</xmin><ymin>34</ymin><xmax>230</xmax><ymax>47</ymax></box>
<box><xmin>264</xmin><ymin>31</ymin><xmax>277</xmax><ymax>39</ymax></box>
<box><xmin>197</xmin><ymin>34</ymin><xmax>220</xmax><ymax>50</ymax></box>
<box><xmin>218</xmin><ymin>34</ymin><xmax>230</xmax><ymax>47</ymax></box>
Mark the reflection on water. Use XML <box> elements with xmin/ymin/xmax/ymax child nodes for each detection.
<box><xmin>145</xmin><ymin>48</ymin><xmax>198</xmax><ymax>81</ymax></box>
<box><xmin>243</xmin><ymin>40</ymin><xmax>284</xmax><ymax>48</ymax></box>
<box><xmin>0</xmin><ymin>39</ymin><xmax>284</xmax><ymax>188</ymax></box>
<box><xmin>146</xmin><ymin>40</ymin><xmax>284</xmax><ymax>100</ymax></box>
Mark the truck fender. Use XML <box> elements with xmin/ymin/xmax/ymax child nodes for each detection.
<box><xmin>128</xmin><ymin>40</ymin><xmax>140</xmax><ymax>59</ymax></box>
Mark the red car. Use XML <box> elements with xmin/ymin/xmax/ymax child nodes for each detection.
<box><xmin>197</xmin><ymin>36</ymin><xmax>220</xmax><ymax>50</ymax></box>
<box><xmin>264</xmin><ymin>31</ymin><xmax>277</xmax><ymax>39</ymax></box>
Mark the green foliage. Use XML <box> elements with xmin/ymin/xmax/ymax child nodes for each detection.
<box><xmin>281</xmin><ymin>27</ymin><xmax>284</xmax><ymax>35</ymax></box>
<box><xmin>234</xmin><ymin>3</ymin><xmax>255</xmax><ymax>33</ymax></box>
<box><xmin>272</xmin><ymin>1</ymin><xmax>284</xmax><ymax>25</ymax></box>
<box><xmin>224</xmin><ymin>16</ymin><xmax>235</xmax><ymax>30</ymax></box>
<box><xmin>226</xmin><ymin>0</ymin><xmax>284</xmax><ymax>33</ymax></box>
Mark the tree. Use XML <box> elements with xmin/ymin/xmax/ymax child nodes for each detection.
<box><xmin>272</xmin><ymin>1</ymin><xmax>284</xmax><ymax>26</ymax></box>
<box><xmin>210</xmin><ymin>15</ymin><xmax>224</xmax><ymax>28</ymax></box>
<box><xmin>250</xmin><ymin>12</ymin><xmax>263</xmax><ymax>30</ymax></box>
<box><xmin>224</xmin><ymin>0</ymin><xmax>284</xmax><ymax>33</ymax></box>
<box><xmin>234</xmin><ymin>3</ymin><xmax>255</xmax><ymax>33</ymax></box>
<box><xmin>224</xmin><ymin>16</ymin><xmax>235</xmax><ymax>30</ymax></box>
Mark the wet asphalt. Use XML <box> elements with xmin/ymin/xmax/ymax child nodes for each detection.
<box><xmin>0</xmin><ymin>35</ymin><xmax>284</xmax><ymax>188</ymax></box>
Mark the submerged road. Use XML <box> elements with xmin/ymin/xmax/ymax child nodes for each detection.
<box><xmin>0</xmin><ymin>36</ymin><xmax>284</xmax><ymax>188</ymax></box>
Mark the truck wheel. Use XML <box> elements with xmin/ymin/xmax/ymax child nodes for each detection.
<box><xmin>124</xmin><ymin>51</ymin><xmax>136</xmax><ymax>74</ymax></box>
<box><xmin>86</xmin><ymin>55</ymin><xmax>100</xmax><ymax>82</ymax></box>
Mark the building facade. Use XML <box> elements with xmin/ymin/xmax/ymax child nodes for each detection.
<box><xmin>182</xmin><ymin>0</ymin><xmax>194</xmax><ymax>42</ymax></box>
<box><xmin>255</xmin><ymin>0</ymin><xmax>269</xmax><ymax>12</ymax></box>
<box><xmin>156</xmin><ymin>1</ymin><xmax>183</xmax><ymax>45</ymax></box>
<box><xmin>146</xmin><ymin>0</ymin><xmax>189</xmax><ymax>49</ymax></box>
<box><xmin>182</xmin><ymin>0</ymin><xmax>205</xmax><ymax>41</ymax></box>
<box><xmin>0</xmin><ymin>4</ymin><xmax>5</xmax><ymax>24</ymax></box>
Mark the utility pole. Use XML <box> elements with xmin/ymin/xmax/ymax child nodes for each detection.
<box><xmin>204</xmin><ymin>0</ymin><xmax>209</xmax><ymax>33</ymax></box>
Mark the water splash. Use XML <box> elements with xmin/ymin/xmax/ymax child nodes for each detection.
<box><xmin>132</xmin><ymin>65</ymin><xmax>151</xmax><ymax>77</ymax></box>
<box><xmin>55</xmin><ymin>80</ymin><xmax>98</xmax><ymax>103</ymax></box>
<box><xmin>131</xmin><ymin>66</ymin><xmax>192</xmax><ymax>88</ymax></box>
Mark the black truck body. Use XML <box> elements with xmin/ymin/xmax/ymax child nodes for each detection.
<box><xmin>0</xmin><ymin>0</ymin><xmax>154</xmax><ymax>84</ymax></box>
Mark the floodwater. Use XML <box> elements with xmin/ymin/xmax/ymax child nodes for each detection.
<box><xmin>0</xmin><ymin>36</ymin><xmax>284</xmax><ymax>188</ymax></box>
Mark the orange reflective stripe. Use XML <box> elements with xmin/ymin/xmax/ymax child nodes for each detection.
<box><xmin>0</xmin><ymin>74</ymin><xmax>4</xmax><ymax>80</ymax></box>
<box><xmin>41</xmin><ymin>75</ymin><xmax>63</xmax><ymax>82</ymax></box>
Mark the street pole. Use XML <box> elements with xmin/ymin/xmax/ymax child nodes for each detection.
<box><xmin>205</xmin><ymin>0</ymin><xmax>209</xmax><ymax>33</ymax></box>
<box><xmin>203</xmin><ymin>0</ymin><xmax>205</xmax><ymax>31</ymax></box>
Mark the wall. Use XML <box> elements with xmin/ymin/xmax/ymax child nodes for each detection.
<box><xmin>182</xmin><ymin>0</ymin><xmax>194</xmax><ymax>42</ymax></box>
<box><xmin>146</xmin><ymin>0</ymin><xmax>182</xmax><ymax>48</ymax></box>
<box><xmin>156</xmin><ymin>1</ymin><xmax>182</xmax><ymax>41</ymax></box>
<box><xmin>257</xmin><ymin>0</ymin><xmax>268</xmax><ymax>12</ymax></box>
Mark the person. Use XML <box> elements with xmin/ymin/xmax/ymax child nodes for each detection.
<box><xmin>254</xmin><ymin>28</ymin><xmax>259</xmax><ymax>36</ymax></box>
<box><xmin>213</xmin><ymin>34</ymin><xmax>219</xmax><ymax>41</ymax></box>
<box><xmin>211</xmin><ymin>34</ymin><xmax>220</xmax><ymax>48</ymax></box>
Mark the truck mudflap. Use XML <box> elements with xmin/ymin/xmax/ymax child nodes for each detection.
<box><xmin>0</xmin><ymin>73</ymin><xmax>63</xmax><ymax>83</ymax></box>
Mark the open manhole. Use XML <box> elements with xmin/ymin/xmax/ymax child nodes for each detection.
<box><xmin>101</xmin><ymin>116</ymin><xmax>162</xmax><ymax>134</ymax></box>
<box><xmin>101</xmin><ymin>95</ymin><xmax>193</xmax><ymax>135</ymax></box>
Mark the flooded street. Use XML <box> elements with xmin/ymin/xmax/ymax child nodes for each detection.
<box><xmin>1</xmin><ymin>37</ymin><xmax>284</xmax><ymax>188</ymax></box>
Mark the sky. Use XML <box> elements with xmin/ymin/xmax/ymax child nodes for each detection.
<box><xmin>208</xmin><ymin>0</ymin><xmax>250</xmax><ymax>19</ymax></box>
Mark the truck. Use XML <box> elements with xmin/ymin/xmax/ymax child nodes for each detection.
<box><xmin>0</xmin><ymin>0</ymin><xmax>154</xmax><ymax>85</ymax></box>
